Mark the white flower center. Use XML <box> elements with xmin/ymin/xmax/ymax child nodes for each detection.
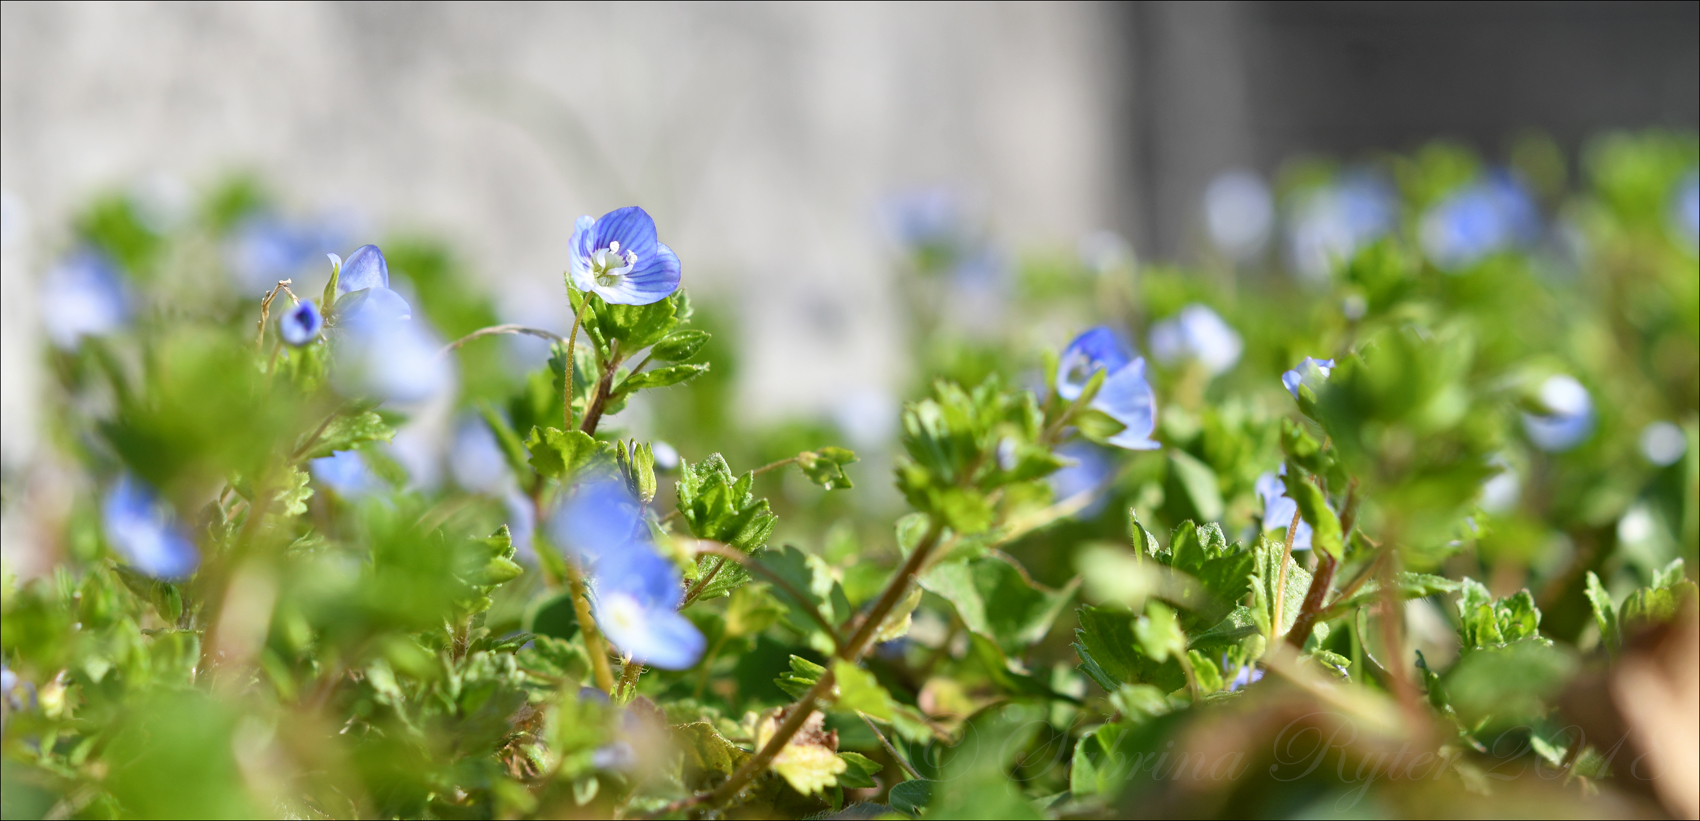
<box><xmin>591</xmin><ymin>240</ymin><xmax>639</xmax><ymax>288</ymax></box>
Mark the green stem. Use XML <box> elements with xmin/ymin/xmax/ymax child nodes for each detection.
<box><xmin>565</xmin><ymin>558</ymin><xmax>616</xmax><ymax>693</ymax></box>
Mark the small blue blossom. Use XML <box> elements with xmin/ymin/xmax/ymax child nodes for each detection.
<box><xmin>102</xmin><ymin>474</ymin><xmax>199</xmax><ymax>579</ymax></box>
<box><xmin>1056</xmin><ymin>327</ymin><xmax>1160</xmax><ymax>451</ymax></box>
<box><xmin>329</xmin><ymin>245</ymin><xmax>452</xmax><ymax>404</ymax></box>
<box><xmin>593</xmin><ymin>545</ymin><xmax>704</xmax><ymax>670</ymax></box>
<box><xmin>1222</xmin><ymin>657</ymin><xmax>1264</xmax><ymax>692</ymax></box>
<box><xmin>1419</xmin><ymin>171</ymin><xmax>1540</xmax><ymax>272</ymax></box>
<box><xmin>1672</xmin><ymin>169</ymin><xmax>1699</xmax><ymax>249</ymax></box>
<box><xmin>569</xmin><ymin>207</ymin><xmax>682</xmax><ymax>306</ymax></box>
<box><xmin>548</xmin><ymin>479</ymin><xmax>648</xmax><ymax>568</ymax></box>
<box><xmin>1149</xmin><ymin>304</ymin><xmax>1243</xmax><ymax>376</ymax></box>
<box><xmin>1203</xmin><ymin>169</ymin><xmax>1274</xmax><ymax>261</ymax></box>
<box><xmin>279</xmin><ymin>300</ymin><xmax>323</xmax><ymax>347</ymax></box>
<box><xmin>592</xmin><ymin>741</ymin><xmax>637</xmax><ymax>771</ymax></box>
<box><xmin>1285</xmin><ymin>172</ymin><xmax>1397</xmax><ymax>282</ymax></box>
<box><xmin>1255</xmin><ymin>467</ymin><xmax>1315</xmax><ymax>551</ymax></box>
<box><xmin>449</xmin><ymin>415</ymin><xmax>508</xmax><ymax>494</ymax></box>
<box><xmin>1049</xmin><ymin>441</ymin><xmax>1114</xmax><ymax>518</ymax></box>
<box><xmin>651</xmin><ymin>441</ymin><xmax>681</xmax><ymax>472</ymax></box>
<box><xmin>1281</xmin><ymin>356</ymin><xmax>1335</xmax><ymax>399</ymax></box>
<box><xmin>40</xmin><ymin>249</ymin><xmax>128</xmax><ymax>349</ymax></box>
<box><xmin>1522</xmin><ymin>374</ymin><xmax>1594</xmax><ymax>453</ymax></box>
<box><xmin>310</xmin><ymin>450</ymin><xmax>376</xmax><ymax>498</ymax></box>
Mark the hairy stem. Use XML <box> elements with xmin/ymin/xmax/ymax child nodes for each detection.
<box><xmin>1285</xmin><ymin>550</ymin><xmax>1339</xmax><ymax>649</ymax></box>
<box><xmin>579</xmin><ymin>340</ymin><xmax>619</xmax><ymax>434</ymax></box>
<box><xmin>1273</xmin><ymin>508</ymin><xmax>1301</xmax><ymax>641</ymax></box>
<box><xmin>436</xmin><ymin>324</ymin><xmax>565</xmax><ymax>358</ymax></box>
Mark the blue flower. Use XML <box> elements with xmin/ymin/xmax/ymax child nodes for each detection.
<box><xmin>593</xmin><ymin>545</ymin><xmax>704</xmax><ymax>670</ymax></box>
<box><xmin>1672</xmin><ymin>169</ymin><xmax>1699</xmax><ymax>249</ymax></box>
<box><xmin>1049</xmin><ymin>441</ymin><xmax>1114</xmax><ymax>518</ymax></box>
<box><xmin>450</xmin><ymin>416</ymin><xmax>509</xmax><ymax>494</ymax></box>
<box><xmin>1255</xmin><ymin>468</ymin><xmax>1313</xmax><ymax>551</ymax></box>
<box><xmin>328</xmin><ymin>246</ymin><xmax>452</xmax><ymax>404</ymax></box>
<box><xmin>227</xmin><ymin>215</ymin><xmax>347</xmax><ymax>293</ymax></box>
<box><xmin>880</xmin><ymin>187</ymin><xmax>966</xmax><ymax>253</ymax></box>
<box><xmin>1285</xmin><ymin>172</ymin><xmax>1397</xmax><ymax>282</ymax></box>
<box><xmin>1056</xmin><ymin>327</ymin><xmax>1159</xmax><ymax>451</ymax></box>
<box><xmin>310</xmin><ymin>450</ymin><xmax>376</xmax><ymax>498</ymax></box>
<box><xmin>1149</xmin><ymin>304</ymin><xmax>1243</xmax><ymax>376</ymax></box>
<box><xmin>569</xmin><ymin>207</ymin><xmax>681</xmax><ymax>306</ymax></box>
<box><xmin>547</xmin><ymin>479</ymin><xmax>648</xmax><ymax>568</ymax></box>
<box><xmin>1281</xmin><ymin>356</ymin><xmax>1335</xmax><ymax>399</ymax></box>
<box><xmin>279</xmin><ymin>300</ymin><xmax>323</xmax><ymax>347</ymax></box>
<box><xmin>1222</xmin><ymin>657</ymin><xmax>1264</xmax><ymax>692</ymax></box>
<box><xmin>102</xmin><ymin>475</ymin><xmax>199</xmax><ymax>579</ymax></box>
<box><xmin>1203</xmin><ymin>170</ymin><xmax>1273</xmax><ymax>261</ymax></box>
<box><xmin>1522</xmin><ymin>374</ymin><xmax>1594</xmax><ymax>453</ymax></box>
<box><xmin>40</xmin><ymin>249</ymin><xmax>128</xmax><ymax>349</ymax></box>
<box><xmin>1419</xmin><ymin>171</ymin><xmax>1540</xmax><ymax>272</ymax></box>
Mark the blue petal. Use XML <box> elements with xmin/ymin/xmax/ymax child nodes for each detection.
<box><xmin>338</xmin><ymin>286</ymin><xmax>412</xmax><ymax>326</ymax></box>
<box><xmin>102</xmin><ymin>475</ymin><xmax>199</xmax><ymax>580</ymax></box>
<box><xmin>596</xmin><ymin>542</ymin><xmax>684</xmax><ymax>611</ymax></box>
<box><xmin>592</xmin><ymin>207</ymin><xmax>659</xmax><ymax>258</ymax></box>
<box><xmin>279</xmin><ymin>301</ymin><xmax>323</xmax><ymax>346</ymax></box>
<box><xmin>597</xmin><ymin>595</ymin><xmax>704</xmax><ymax>670</ymax></box>
<box><xmin>329</xmin><ymin>305</ymin><xmax>451</xmax><ymax>404</ymax></box>
<box><xmin>338</xmin><ymin>244</ymin><xmax>389</xmax><ymax>294</ymax></box>
<box><xmin>311</xmin><ymin>450</ymin><xmax>374</xmax><ymax>497</ymax></box>
<box><xmin>40</xmin><ymin>250</ymin><xmax>128</xmax><ymax>348</ymax></box>
<box><xmin>569</xmin><ymin>215</ymin><xmax>598</xmax><ymax>292</ymax></box>
<box><xmin>1056</xmin><ymin>326</ymin><xmax>1132</xmax><ymax>401</ymax></box>
<box><xmin>1094</xmin><ymin>360</ymin><xmax>1160</xmax><ymax>450</ymax></box>
<box><xmin>598</xmin><ymin>242</ymin><xmax>681</xmax><ymax>306</ymax></box>
<box><xmin>549</xmin><ymin>480</ymin><xmax>648</xmax><ymax>568</ymax></box>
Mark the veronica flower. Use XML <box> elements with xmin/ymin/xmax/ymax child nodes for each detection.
<box><xmin>1285</xmin><ymin>172</ymin><xmax>1397</xmax><ymax>282</ymax></box>
<box><xmin>1222</xmin><ymin>657</ymin><xmax>1264</xmax><ymax>692</ymax></box>
<box><xmin>449</xmin><ymin>415</ymin><xmax>508</xmax><ymax>494</ymax></box>
<box><xmin>1282</xmin><ymin>357</ymin><xmax>1335</xmax><ymax>399</ymax></box>
<box><xmin>40</xmin><ymin>250</ymin><xmax>128</xmax><ymax>349</ymax></box>
<box><xmin>548</xmin><ymin>479</ymin><xmax>649</xmax><ymax>568</ymax></box>
<box><xmin>1149</xmin><ymin>304</ymin><xmax>1243</xmax><ymax>376</ymax></box>
<box><xmin>1255</xmin><ymin>467</ymin><xmax>1315</xmax><ymax>551</ymax></box>
<box><xmin>1672</xmin><ymin>169</ymin><xmax>1699</xmax><ymax>249</ymax></box>
<box><xmin>328</xmin><ymin>246</ymin><xmax>451</xmax><ymax>404</ymax></box>
<box><xmin>310</xmin><ymin>450</ymin><xmax>377</xmax><ymax>498</ymax></box>
<box><xmin>279</xmin><ymin>301</ymin><xmax>323</xmax><ymax>347</ymax></box>
<box><xmin>593</xmin><ymin>544</ymin><xmax>704</xmax><ymax>670</ymax></box>
<box><xmin>569</xmin><ymin>207</ymin><xmax>681</xmax><ymax>306</ymax></box>
<box><xmin>1203</xmin><ymin>170</ymin><xmax>1274</xmax><ymax>261</ymax></box>
<box><xmin>1056</xmin><ymin>327</ymin><xmax>1160</xmax><ymax>451</ymax></box>
<box><xmin>1049</xmin><ymin>441</ymin><xmax>1114</xmax><ymax>518</ymax></box>
<box><xmin>1419</xmin><ymin>171</ymin><xmax>1539</xmax><ymax>272</ymax></box>
<box><xmin>103</xmin><ymin>474</ymin><xmax>198</xmax><ymax>579</ymax></box>
<box><xmin>1522</xmin><ymin>374</ymin><xmax>1594</xmax><ymax>453</ymax></box>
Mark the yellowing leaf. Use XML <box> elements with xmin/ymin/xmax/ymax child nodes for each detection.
<box><xmin>756</xmin><ymin>710</ymin><xmax>845</xmax><ymax>795</ymax></box>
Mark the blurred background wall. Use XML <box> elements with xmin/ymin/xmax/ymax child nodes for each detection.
<box><xmin>3</xmin><ymin>1</ymin><xmax>1697</xmax><ymax>465</ymax></box>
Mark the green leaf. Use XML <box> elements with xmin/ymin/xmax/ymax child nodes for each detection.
<box><xmin>677</xmin><ymin>722</ymin><xmax>750</xmax><ymax>790</ymax></box>
<box><xmin>888</xmin><ymin>779</ymin><xmax>933</xmax><ymax>816</ymax></box>
<box><xmin>836</xmin><ymin>752</ymin><xmax>883</xmax><ymax>789</ymax></box>
<box><xmin>649</xmin><ymin>329</ymin><xmax>710</xmax><ymax>362</ymax></box>
<box><xmin>300</xmin><ymin>410</ymin><xmax>394</xmax><ymax>460</ymax></box>
<box><xmin>1444</xmin><ymin>639</ymin><xmax>1577</xmax><ymax>726</ymax></box>
<box><xmin>1167</xmin><ymin>451</ymin><xmax>1224</xmax><ymax>523</ymax></box>
<box><xmin>524</xmin><ymin>427</ymin><xmax>609</xmax><ymax>480</ymax></box>
<box><xmin>1135</xmin><ymin>602</ymin><xmax>1185</xmax><ymax>663</ymax></box>
<box><xmin>276</xmin><ymin>467</ymin><xmax>314</xmax><ymax>518</ymax></box>
<box><xmin>619</xmin><ymin>362</ymin><xmax>709</xmax><ymax>393</ymax></box>
<box><xmin>1324</xmin><ymin>572</ymin><xmax>1460</xmax><ymax>613</ymax></box>
<box><xmin>923</xmin><ymin>704</ymin><xmax>1044</xmax><ymax>820</ymax></box>
<box><xmin>1073</xmin><ymin>605</ymin><xmax>1186</xmax><ymax>692</ymax></box>
<box><xmin>1281</xmin><ymin>467</ymin><xmax>1343</xmax><ymax>560</ymax></box>
<box><xmin>113</xmin><ymin>565</ymin><xmax>184</xmax><ymax>624</ymax></box>
<box><xmin>1584</xmin><ymin>571</ymin><xmax>1620</xmax><ymax>654</ymax></box>
<box><xmin>676</xmin><ymin>454</ymin><xmax>777</xmax><ymax>553</ymax></box>
<box><xmin>723</xmin><ymin>584</ymin><xmax>787</xmax><ymax>637</ymax></box>
<box><xmin>919</xmin><ymin>556</ymin><xmax>1078</xmax><ymax>654</ymax></box>
<box><xmin>831</xmin><ymin>659</ymin><xmax>894</xmax><ymax>720</ymax></box>
<box><xmin>1187</xmin><ymin>649</ymin><xmax>1224</xmax><ymax>693</ymax></box>
<box><xmin>775</xmin><ymin>654</ymin><xmax>827</xmax><ymax>700</ymax></box>
<box><xmin>796</xmin><ymin>447</ymin><xmax>858</xmax><ymax>491</ymax></box>
<box><xmin>1073</xmin><ymin>409</ymin><xmax>1127</xmax><ymax>445</ymax></box>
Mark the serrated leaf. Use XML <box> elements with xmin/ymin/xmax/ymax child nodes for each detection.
<box><xmin>888</xmin><ymin>779</ymin><xmax>933</xmax><ymax>816</ymax></box>
<box><xmin>618</xmin><ymin>363</ymin><xmax>708</xmax><ymax>393</ymax></box>
<box><xmin>676</xmin><ymin>454</ymin><xmax>777</xmax><ymax>553</ymax></box>
<box><xmin>649</xmin><ymin>329</ymin><xmax>710</xmax><ymax>362</ymax></box>
<box><xmin>301</xmin><ymin>410</ymin><xmax>394</xmax><ymax>459</ymax></box>
<box><xmin>835</xmin><ymin>752</ymin><xmax>882</xmax><ymax>789</ymax></box>
<box><xmin>1584</xmin><ymin>571</ymin><xmax>1620</xmax><ymax>654</ymax></box>
<box><xmin>723</xmin><ymin>584</ymin><xmax>786</xmax><ymax>637</ymax></box>
<box><xmin>677</xmin><ymin>722</ymin><xmax>750</xmax><ymax>789</ymax></box>
<box><xmin>1188</xmin><ymin>649</ymin><xmax>1224</xmax><ymax>692</ymax></box>
<box><xmin>757</xmin><ymin>709</ymin><xmax>845</xmax><ymax>795</ymax></box>
<box><xmin>775</xmin><ymin>654</ymin><xmax>827</xmax><ymax>700</ymax></box>
<box><xmin>276</xmin><ymin>467</ymin><xmax>314</xmax><ymax>517</ymax></box>
<box><xmin>525</xmin><ymin>427</ymin><xmax>609</xmax><ymax>480</ymax></box>
<box><xmin>796</xmin><ymin>447</ymin><xmax>858</xmax><ymax>491</ymax></box>
<box><xmin>920</xmin><ymin>556</ymin><xmax>1077</xmax><ymax>654</ymax></box>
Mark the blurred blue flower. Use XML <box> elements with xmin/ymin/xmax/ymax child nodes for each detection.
<box><xmin>329</xmin><ymin>246</ymin><xmax>452</xmax><ymax>404</ymax></box>
<box><xmin>279</xmin><ymin>300</ymin><xmax>323</xmax><ymax>347</ymax></box>
<box><xmin>1056</xmin><ymin>327</ymin><xmax>1160</xmax><ymax>451</ymax></box>
<box><xmin>1419</xmin><ymin>171</ymin><xmax>1540</xmax><ymax>272</ymax></box>
<box><xmin>548</xmin><ymin>479</ymin><xmax>649</xmax><ymax>568</ymax></box>
<box><xmin>310</xmin><ymin>450</ymin><xmax>376</xmax><ymax>498</ymax></box>
<box><xmin>40</xmin><ymin>249</ymin><xmax>128</xmax><ymax>349</ymax></box>
<box><xmin>1522</xmin><ymin>374</ymin><xmax>1594</xmax><ymax>453</ymax></box>
<box><xmin>1203</xmin><ymin>169</ymin><xmax>1274</xmax><ymax>261</ymax></box>
<box><xmin>450</xmin><ymin>416</ymin><xmax>508</xmax><ymax>494</ymax></box>
<box><xmin>1255</xmin><ymin>468</ymin><xmax>1313</xmax><ymax>551</ymax></box>
<box><xmin>1281</xmin><ymin>356</ymin><xmax>1334</xmax><ymax>398</ymax></box>
<box><xmin>651</xmin><ymin>441</ymin><xmax>681</xmax><ymax>472</ymax></box>
<box><xmin>1049</xmin><ymin>441</ymin><xmax>1114</xmax><ymax>518</ymax></box>
<box><xmin>1672</xmin><ymin>169</ymin><xmax>1699</xmax><ymax>248</ymax></box>
<box><xmin>592</xmin><ymin>741</ymin><xmax>637</xmax><ymax>771</ymax></box>
<box><xmin>102</xmin><ymin>474</ymin><xmax>198</xmax><ymax>579</ymax></box>
<box><xmin>1223</xmin><ymin>659</ymin><xmax>1263</xmax><ymax>692</ymax></box>
<box><xmin>228</xmin><ymin>215</ymin><xmax>346</xmax><ymax>293</ymax></box>
<box><xmin>1479</xmin><ymin>455</ymin><xmax>1520</xmax><ymax>514</ymax></box>
<box><xmin>1285</xmin><ymin>172</ymin><xmax>1397</xmax><ymax>282</ymax></box>
<box><xmin>569</xmin><ymin>207</ymin><xmax>681</xmax><ymax>306</ymax></box>
<box><xmin>1639</xmin><ymin>421</ymin><xmax>1687</xmax><ymax>467</ymax></box>
<box><xmin>593</xmin><ymin>545</ymin><xmax>704</xmax><ymax>670</ymax></box>
<box><xmin>1149</xmin><ymin>304</ymin><xmax>1243</xmax><ymax>376</ymax></box>
<box><xmin>880</xmin><ymin>187</ymin><xmax>965</xmax><ymax>253</ymax></box>
<box><xmin>1</xmin><ymin>664</ymin><xmax>35</xmax><ymax>715</ymax></box>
